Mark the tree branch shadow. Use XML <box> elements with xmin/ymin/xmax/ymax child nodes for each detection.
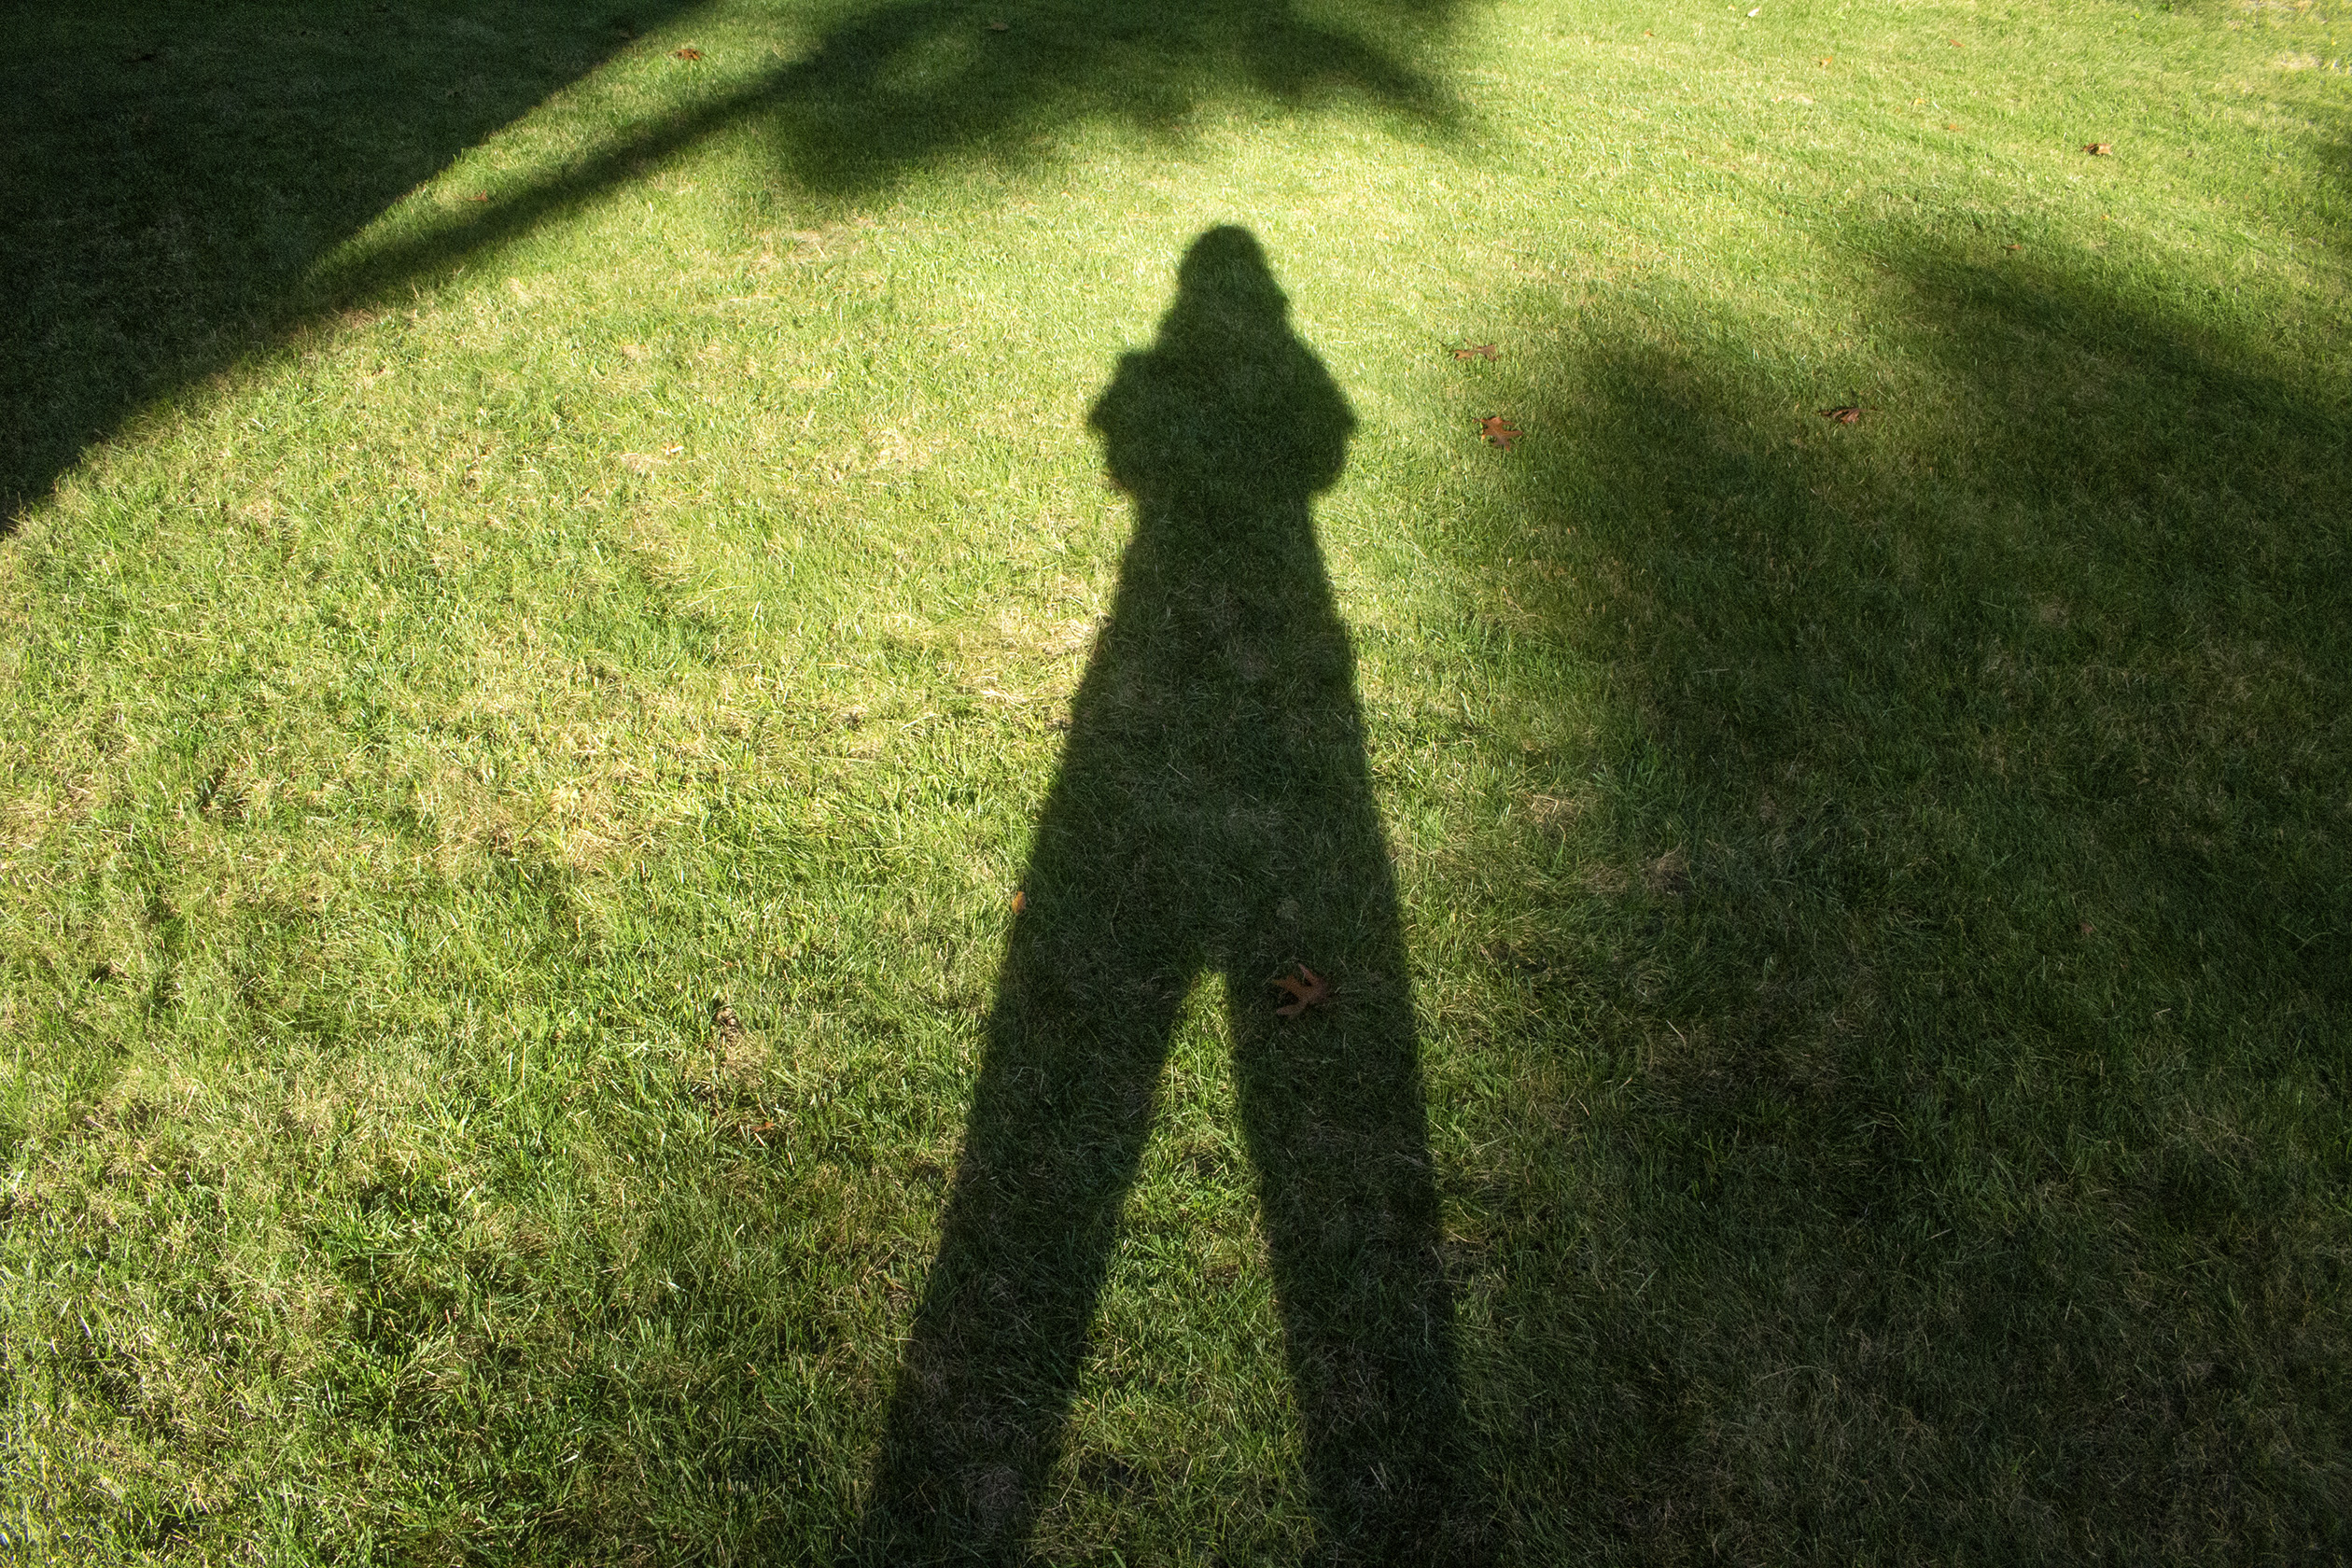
<box><xmin>3</xmin><ymin>0</ymin><xmax>1467</xmax><ymax>533</ymax></box>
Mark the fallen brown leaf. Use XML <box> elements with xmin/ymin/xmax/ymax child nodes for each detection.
<box><xmin>2084</xmin><ymin>142</ymin><xmax>2111</xmax><ymax>155</ymax></box>
<box><xmin>1271</xmin><ymin>964</ymin><xmax>1329</xmax><ymax>1017</ymax></box>
<box><xmin>1819</xmin><ymin>406</ymin><xmax>1862</xmax><ymax>424</ymax></box>
<box><xmin>468</xmin><ymin>191</ymin><xmax>489</xmax><ymax>203</ymax></box>
<box><xmin>1452</xmin><ymin>343</ymin><xmax>1500</xmax><ymax>361</ymax></box>
<box><xmin>1011</xmin><ymin>889</ymin><xmax>1027</xmax><ymax>914</ymax></box>
<box><xmin>1478</xmin><ymin>414</ymin><xmax>1523</xmax><ymax>450</ymax></box>
<box><xmin>673</xmin><ymin>46</ymin><xmax>703</xmax><ymax>60</ymax></box>
<box><xmin>987</xmin><ymin>19</ymin><xmax>1009</xmax><ymax>29</ymax></box>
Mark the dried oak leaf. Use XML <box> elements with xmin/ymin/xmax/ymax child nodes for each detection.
<box><xmin>1819</xmin><ymin>405</ymin><xmax>1862</xmax><ymax>424</ymax></box>
<box><xmin>1011</xmin><ymin>889</ymin><xmax>1028</xmax><ymax>914</ymax></box>
<box><xmin>2084</xmin><ymin>142</ymin><xmax>2111</xmax><ymax>155</ymax></box>
<box><xmin>1271</xmin><ymin>964</ymin><xmax>1329</xmax><ymax>1017</ymax></box>
<box><xmin>1452</xmin><ymin>343</ymin><xmax>1500</xmax><ymax>361</ymax></box>
<box><xmin>1478</xmin><ymin>414</ymin><xmax>1522</xmax><ymax>450</ymax></box>
<box><xmin>673</xmin><ymin>46</ymin><xmax>703</xmax><ymax>60</ymax></box>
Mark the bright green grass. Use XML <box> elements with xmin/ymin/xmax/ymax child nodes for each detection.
<box><xmin>4</xmin><ymin>0</ymin><xmax>2349</xmax><ymax>1561</ymax></box>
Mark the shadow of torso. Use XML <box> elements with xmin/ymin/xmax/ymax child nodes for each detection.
<box><xmin>858</xmin><ymin>228</ymin><xmax>1470</xmax><ymax>1563</ymax></box>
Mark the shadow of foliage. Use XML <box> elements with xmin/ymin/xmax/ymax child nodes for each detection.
<box><xmin>1459</xmin><ymin>231</ymin><xmax>2350</xmax><ymax>1559</ymax></box>
<box><xmin>3</xmin><ymin>0</ymin><xmax>1463</xmax><ymax>531</ymax></box>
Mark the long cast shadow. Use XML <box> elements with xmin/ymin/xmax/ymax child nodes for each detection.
<box><xmin>855</xmin><ymin>228</ymin><xmax>1470</xmax><ymax>1561</ymax></box>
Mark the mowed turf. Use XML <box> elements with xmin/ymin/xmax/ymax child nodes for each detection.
<box><xmin>3</xmin><ymin>0</ymin><xmax>2348</xmax><ymax>1561</ymax></box>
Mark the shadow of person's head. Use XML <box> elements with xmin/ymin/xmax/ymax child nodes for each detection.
<box><xmin>1090</xmin><ymin>225</ymin><xmax>1355</xmax><ymax>524</ymax></box>
<box><xmin>1170</xmin><ymin>224</ymin><xmax>1294</xmax><ymax>337</ymax></box>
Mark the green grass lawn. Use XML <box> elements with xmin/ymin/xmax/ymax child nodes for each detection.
<box><xmin>4</xmin><ymin>0</ymin><xmax>2349</xmax><ymax>1561</ymax></box>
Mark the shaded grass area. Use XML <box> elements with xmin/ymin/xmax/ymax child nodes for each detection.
<box><xmin>1443</xmin><ymin>236</ymin><xmax>2351</xmax><ymax>1558</ymax></box>
<box><xmin>3</xmin><ymin>0</ymin><xmax>2350</xmax><ymax>1562</ymax></box>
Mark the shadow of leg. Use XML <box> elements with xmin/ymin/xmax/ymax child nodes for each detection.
<box><xmin>1234</xmin><ymin>951</ymin><xmax>1473</xmax><ymax>1564</ymax></box>
<box><xmin>859</xmin><ymin>919</ymin><xmax>1183</xmax><ymax>1561</ymax></box>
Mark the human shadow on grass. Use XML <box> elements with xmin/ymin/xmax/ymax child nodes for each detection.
<box><xmin>1461</xmin><ymin>236</ymin><xmax>2350</xmax><ymax>1558</ymax></box>
<box><xmin>851</xmin><ymin>227</ymin><xmax>1475</xmax><ymax>1562</ymax></box>
<box><xmin>0</xmin><ymin>0</ymin><xmax>699</xmax><ymax>530</ymax></box>
<box><xmin>4</xmin><ymin>0</ymin><xmax>1462</xmax><ymax>534</ymax></box>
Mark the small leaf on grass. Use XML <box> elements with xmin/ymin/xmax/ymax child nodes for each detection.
<box><xmin>673</xmin><ymin>46</ymin><xmax>703</xmax><ymax>59</ymax></box>
<box><xmin>2004</xmin><ymin>242</ymin><xmax>2023</xmax><ymax>251</ymax></box>
<box><xmin>2079</xmin><ymin>921</ymin><xmax>2095</xmax><ymax>934</ymax></box>
<box><xmin>1270</xmin><ymin>964</ymin><xmax>1329</xmax><ymax>1017</ymax></box>
<box><xmin>987</xmin><ymin>19</ymin><xmax>1009</xmax><ymax>29</ymax></box>
<box><xmin>2084</xmin><ymin>142</ymin><xmax>2111</xmax><ymax>155</ymax></box>
<box><xmin>1011</xmin><ymin>889</ymin><xmax>1027</xmax><ymax>914</ymax></box>
<box><xmin>1478</xmin><ymin>414</ymin><xmax>1522</xmax><ymax>449</ymax></box>
<box><xmin>1451</xmin><ymin>343</ymin><xmax>1500</xmax><ymax>361</ymax></box>
<box><xmin>468</xmin><ymin>191</ymin><xmax>489</xmax><ymax>203</ymax></box>
<box><xmin>663</xmin><ymin>442</ymin><xmax>685</xmax><ymax>455</ymax></box>
<box><xmin>1819</xmin><ymin>406</ymin><xmax>1862</xmax><ymax>424</ymax></box>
